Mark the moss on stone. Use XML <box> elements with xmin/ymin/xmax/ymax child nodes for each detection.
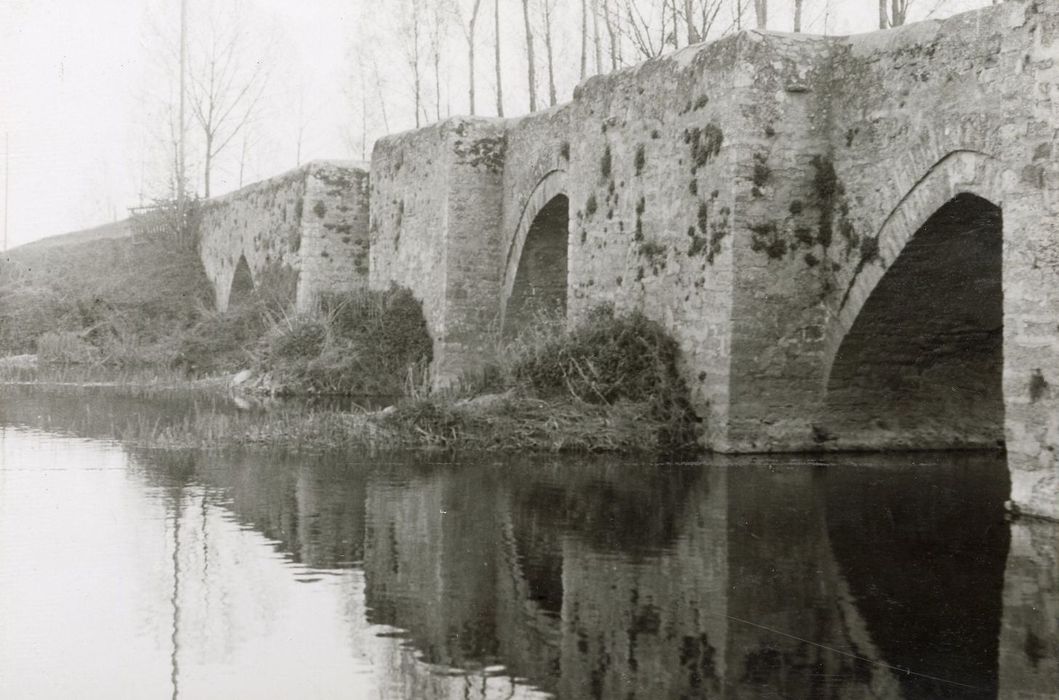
<box><xmin>752</xmin><ymin>154</ymin><xmax>770</xmax><ymax>188</ymax></box>
<box><xmin>1029</xmin><ymin>369</ymin><xmax>1049</xmax><ymax>402</ymax></box>
<box><xmin>750</xmin><ymin>222</ymin><xmax>787</xmax><ymax>260</ymax></box>
<box><xmin>686</xmin><ymin>124</ymin><xmax>723</xmax><ymax>172</ymax></box>
<box><xmin>585</xmin><ymin>194</ymin><xmax>598</xmax><ymax>217</ymax></box>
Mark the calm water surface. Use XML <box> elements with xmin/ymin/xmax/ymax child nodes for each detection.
<box><xmin>0</xmin><ymin>387</ymin><xmax>1055</xmax><ymax>699</ymax></box>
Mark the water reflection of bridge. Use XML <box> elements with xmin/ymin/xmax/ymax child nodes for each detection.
<box><xmin>149</xmin><ymin>448</ymin><xmax>1055</xmax><ymax>699</ymax></box>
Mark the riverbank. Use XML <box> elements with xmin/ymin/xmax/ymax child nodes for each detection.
<box><xmin>1</xmin><ymin>220</ymin><xmax>698</xmax><ymax>453</ymax></box>
<box><xmin>0</xmin><ymin>373</ymin><xmax>684</xmax><ymax>454</ymax></box>
<box><xmin>0</xmin><ymin>304</ymin><xmax>699</xmax><ymax>454</ymax></box>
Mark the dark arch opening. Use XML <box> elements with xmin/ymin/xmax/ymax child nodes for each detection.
<box><xmin>228</xmin><ymin>254</ymin><xmax>255</xmax><ymax>309</ymax></box>
<box><xmin>504</xmin><ymin>194</ymin><xmax>569</xmax><ymax>337</ymax></box>
<box><xmin>823</xmin><ymin>193</ymin><xmax>1004</xmax><ymax>448</ymax></box>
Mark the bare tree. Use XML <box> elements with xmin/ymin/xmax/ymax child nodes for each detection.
<box><xmin>494</xmin><ymin>0</ymin><xmax>504</xmax><ymax>116</ymax></box>
<box><xmin>753</xmin><ymin>0</ymin><xmax>767</xmax><ymax>29</ymax></box>
<box><xmin>622</xmin><ymin>0</ymin><xmax>667</xmax><ymax>59</ymax></box>
<box><xmin>592</xmin><ymin>0</ymin><xmax>604</xmax><ymax>73</ymax></box>
<box><xmin>615</xmin><ymin>0</ymin><xmax>726</xmax><ymax>59</ymax></box>
<box><xmin>396</xmin><ymin>0</ymin><xmax>426</xmax><ymax>128</ymax></box>
<box><xmin>580</xmin><ymin>0</ymin><xmax>588</xmax><ymax>80</ymax></box>
<box><xmin>891</xmin><ymin>0</ymin><xmax>911</xmax><ymax>26</ymax></box>
<box><xmin>521</xmin><ymin>0</ymin><xmax>538</xmax><ymax>112</ymax></box>
<box><xmin>684</xmin><ymin>0</ymin><xmax>699</xmax><ymax>43</ymax></box>
<box><xmin>602</xmin><ymin>0</ymin><xmax>622</xmax><ymax>70</ymax></box>
<box><xmin>689</xmin><ymin>0</ymin><xmax>726</xmax><ymax>41</ymax></box>
<box><xmin>669</xmin><ymin>0</ymin><xmax>680</xmax><ymax>48</ymax></box>
<box><xmin>456</xmin><ymin>0</ymin><xmax>484</xmax><ymax>115</ymax></box>
<box><xmin>293</xmin><ymin>88</ymin><xmax>323</xmax><ymax>167</ymax></box>
<box><xmin>186</xmin><ymin>2</ymin><xmax>270</xmax><ymax>198</ymax></box>
<box><xmin>541</xmin><ymin>0</ymin><xmax>559</xmax><ymax>105</ymax></box>
<box><xmin>427</xmin><ymin>2</ymin><xmax>449</xmax><ymax>122</ymax></box>
<box><xmin>878</xmin><ymin>0</ymin><xmax>912</xmax><ymax>28</ymax></box>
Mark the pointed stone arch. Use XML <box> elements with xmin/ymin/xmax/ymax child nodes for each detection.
<box><xmin>822</xmin><ymin>150</ymin><xmax>1007</xmax><ymax>387</ymax></box>
<box><xmin>500</xmin><ymin>169</ymin><xmax>569</xmax><ymax>335</ymax></box>
<box><xmin>819</xmin><ymin>151</ymin><xmax>1008</xmax><ymax>448</ymax></box>
<box><xmin>227</xmin><ymin>254</ymin><xmax>256</xmax><ymax>310</ymax></box>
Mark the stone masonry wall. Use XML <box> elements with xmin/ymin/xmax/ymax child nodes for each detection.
<box><xmin>712</xmin><ymin>1</ymin><xmax>1058</xmax><ymax>517</ymax></box>
<box><xmin>368</xmin><ymin>0</ymin><xmax>1058</xmax><ymax>518</ymax></box>
<box><xmin>370</xmin><ymin>118</ymin><xmax>507</xmax><ymax>385</ymax></box>
<box><xmin>296</xmin><ymin>161</ymin><xmax>370</xmax><ymax>311</ymax></box>
<box><xmin>198</xmin><ymin>160</ymin><xmax>368</xmax><ymax>313</ymax></box>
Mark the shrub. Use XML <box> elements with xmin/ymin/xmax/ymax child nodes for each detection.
<box><xmin>255</xmin><ymin>285</ymin><xmax>433</xmax><ymax>396</ymax></box>
<box><xmin>173</xmin><ymin>299</ymin><xmax>272</xmax><ymax>374</ymax></box>
<box><xmin>506</xmin><ymin>305</ymin><xmax>696</xmax><ymax>446</ymax></box>
<box><xmin>265</xmin><ymin>318</ymin><xmax>327</xmax><ymax>362</ymax></box>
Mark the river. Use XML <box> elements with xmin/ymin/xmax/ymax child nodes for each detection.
<box><xmin>0</xmin><ymin>385</ymin><xmax>1055</xmax><ymax>699</ymax></box>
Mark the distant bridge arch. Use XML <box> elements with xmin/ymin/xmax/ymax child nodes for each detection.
<box><xmin>227</xmin><ymin>254</ymin><xmax>256</xmax><ymax>309</ymax></box>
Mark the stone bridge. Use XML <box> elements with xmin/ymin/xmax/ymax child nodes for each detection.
<box><xmin>198</xmin><ymin>160</ymin><xmax>370</xmax><ymax>313</ymax></box>
<box><xmin>198</xmin><ymin>0</ymin><xmax>1058</xmax><ymax>519</ymax></box>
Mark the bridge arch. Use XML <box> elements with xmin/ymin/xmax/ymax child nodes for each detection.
<box><xmin>500</xmin><ymin>169</ymin><xmax>569</xmax><ymax>336</ymax></box>
<box><xmin>227</xmin><ymin>254</ymin><xmax>256</xmax><ymax>310</ymax></box>
<box><xmin>820</xmin><ymin>150</ymin><xmax>1008</xmax><ymax>447</ymax></box>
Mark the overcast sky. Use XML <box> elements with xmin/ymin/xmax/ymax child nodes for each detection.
<box><xmin>0</xmin><ymin>0</ymin><xmax>991</xmax><ymax>249</ymax></box>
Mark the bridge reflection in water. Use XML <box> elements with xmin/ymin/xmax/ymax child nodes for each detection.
<box><xmin>136</xmin><ymin>447</ymin><xmax>1052</xmax><ymax>699</ymax></box>
<box><xmin>0</xmin><ymin>384</ymin><xmax>1054</xmax><ymax>699</ymax></box>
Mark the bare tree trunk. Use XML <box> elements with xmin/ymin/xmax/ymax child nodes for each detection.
<box><xmin>878</xmin><ymin>0</ymin><xmax>888</xmax><ymax>28</ymax></box>
<box><xmin>542</xmin><ymin>0</ymin><xmax>557</xmax><ymax>106</ymax></box>
<box><xmin>203</xmin><ymin>134</ymin><xmax>213</xmax><ymax>198</ymax></box>
<box><xmin>360</xmin><ymin>80</ymin><xmax>368</xmax><ymax>160</ymax></box>
<box><xmin>754</xmin><ymin>0</ymin><xmax>767</xmax><ymax>30</ymax></box>
<box><xmin>602</xmin><ymin>0</ymin><xmax>619</xmax><ymax>70</ymax></box>
<box><xmin>891</xmin><ymin>0</ymin><xmax>907</xmax><ymax>27</ymax></box>
<box><xmin>685</xmin><ymin>0</ymin><xmax>699</xmax><ymax>44</ymax></box>
<box><xmin>413</xmin><ymin>15</ymin><xmax>422</xmax><ymax>128</ymax></box>
<box><xmin>466</xmin><ymin>0</ymin><xmax>482</xmax><ymax>115</ymax></box>
<box><xmin>580</xmin><ymin>0</ymin><xmax>588</xmax><ymax>80</ymax></box>
<box><xmin>592</xmin><ymin>0</ymin><xmax>603</xmax><ymax>73</ymax></box>
<box><xmin>372</xmin><ymin>56</ymin><xmax>390</xmax><ymax>132</ymax></box>
<box><xmin>239</xmin><ymin>132</ymin><xmax>248</xmax><ymax>187</ymax></box>
<box><xmin>494</xmin><ymin>0</ymin><xmax>504</xmax><ymax>116</ymax></box>
<box><xmin>671</xmin><ymin>0</ymin><xmax>680</xmax><ymax>48</ymax></box>
<box><xmin>434</xmin><ymin>50</ymin><xmax>441</xmax><ymax>121</ymax></box>
<box><xmin>178</xmin><ymin>0</ymin><xmax>187</xmax><ymax>213</ymax></box>
<box><xmin>794</xmin><ymin>0</ymin><xmax>803</xmax><ymax>32</ymax></box>
<box><xmin>521</xmin><ymin>0</ymin><xmax>537</xmax><ymax>112</ymax></box>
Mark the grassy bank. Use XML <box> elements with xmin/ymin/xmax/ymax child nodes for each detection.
<box><xmin>0</xmin><ymin>219</ymin><xmax>212</xmax><ymax>366</ymax></box>
<box><xmin>103</xmin><ymin>306</ymin><xmax>700</xmax><ymax>453</ymax></box>
<box><xmin>0</xmin><ymin>215</ymin><xmax>433</xmax><ymax>395</ymax></box>
<box><xmin>2</xmin><ymin>219</ymin><xmax>698</xmax><ymax>452</ymax></box>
